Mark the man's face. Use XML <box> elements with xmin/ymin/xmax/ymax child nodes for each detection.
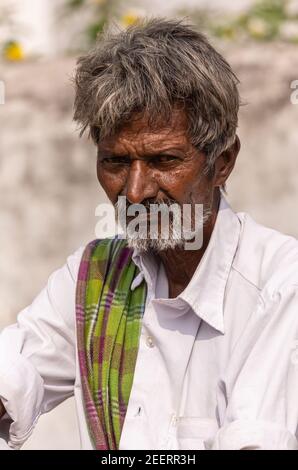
<box><xmin>96</xmin><ymin>109</ymin><xmax>219</xmax><ymax>250</ymax></box>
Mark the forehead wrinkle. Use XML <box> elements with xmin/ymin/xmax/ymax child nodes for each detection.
<box><xmin>120</xmin><ymin>132</ymin><xmax>187</xmax><ymax>151</ymax></box>
<box><xmin>103</xmin><ymin>127</ymin><xmax>189</xmax><ymax>155</ymax></box>
<box><xmin>98</xmin><ymin>108</ymin><xmax>190</xmax><ymax>155</ymax></box>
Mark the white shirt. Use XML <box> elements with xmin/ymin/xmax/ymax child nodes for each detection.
<box><xmin>0</xmin><ymin>195</ymin><xmax>298</xmax><ymax>450</ymax></box>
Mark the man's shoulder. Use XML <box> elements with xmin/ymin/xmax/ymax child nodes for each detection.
<box><xmin>232</xmin><ymin>211</ymin><xmax>298</xmax><ymax>298</ymax></box>
<box><xmin>68</xmin><ymin>236</ymin><xmax>127</xmax><ymax>279</ymax></box>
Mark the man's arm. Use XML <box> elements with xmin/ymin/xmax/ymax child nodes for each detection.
<box><xmin>210</xmin><ymin>284</ymin><xmax>298</xmax><ymax>450</ymax></box>
<box><xmin>0</xmin><ymin>245</ymin><xmax>84</xmax><ymax>448</ymax></box>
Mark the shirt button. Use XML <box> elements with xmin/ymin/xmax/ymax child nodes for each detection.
<box><xmin>172</xmin><ymin>414</ymin><xmax>178</xmax><ymax>426</ymax></box>
<box><xmin>146</xmin><ymin>336</ymin><xmax>155</xmax><ymax>348</ymax></box>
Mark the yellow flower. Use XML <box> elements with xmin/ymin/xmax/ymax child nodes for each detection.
<box><xmin>247</xmin><ymin>17</ymin><xmax>271</xmax><ymax>39</ymax></box>
<box><xmin>3</xmin><ymin>41</ymin><xmax>25</xmax><ymax>62</ymax></box>
<box><xmin>121</xmin><ymin>12</ymin><xmax>139</xmax><ymax>27</ymax></box>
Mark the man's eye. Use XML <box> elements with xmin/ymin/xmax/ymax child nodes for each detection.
<box><xmin>150</xmin><ymin>155</ymin><xmax>179</xmax><ymax>165</ymax></box>
<box><xmin>102</xmin><ymin>156</ymin><xmax>130</xmax><ymax>165</ymax></box>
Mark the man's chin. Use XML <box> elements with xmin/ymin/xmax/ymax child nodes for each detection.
<box><xmin>125</xmin><ymin>236</ymin><xmax>186</xmax><ymax>253</ymax></box>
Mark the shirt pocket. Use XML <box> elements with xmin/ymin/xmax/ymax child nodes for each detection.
<box><xmin>176</xmin><ymin>417</ymin><xmax>218</xmax><ymax>450</ymax></box>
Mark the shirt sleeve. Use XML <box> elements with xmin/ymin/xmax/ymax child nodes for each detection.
<box><xmin>0</xmin><ymin>246</ymin><xmax>84</xmax><ymax>449</ymax></box>
<box><xmin>209</xmin><ymin>284</ymin><xmax>298</xmax><ymax>450</ymax></box>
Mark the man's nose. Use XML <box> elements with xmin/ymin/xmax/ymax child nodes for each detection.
<box><xmin>124</xmin><ymin>159</ymin><xmax>158</xmax><ymax>204</ymax></box>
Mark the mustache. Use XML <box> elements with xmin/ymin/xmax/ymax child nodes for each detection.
<box><xmin>115</xmin><ymin>197</ymin><xmax>178</xmax><ymax>212</ymax></box>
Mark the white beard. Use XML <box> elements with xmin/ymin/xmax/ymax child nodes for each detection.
<box><xmin>115</xmin><ymin>198</ymin><xmax>212</xmax><ymax>252</ymax></box>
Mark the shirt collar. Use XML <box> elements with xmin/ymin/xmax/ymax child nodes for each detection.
<box><xmin>131</xmin><ymin>194</ymin><xmax>241</xmax><ymax>334</ymax></box>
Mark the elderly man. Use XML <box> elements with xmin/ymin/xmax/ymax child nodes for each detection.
<box><xmin>0</xmin><ymin>18</ymin><xmax>298</xmax><ymax>451</ymax></box>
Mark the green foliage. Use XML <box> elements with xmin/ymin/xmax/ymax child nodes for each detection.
<box><xmin>251</xmin><ymin>0</ymin><xmax>286</xmax><ymax>21</ymax></box>
<box><xmin>237</xmin><ymin>0</ymin><xmax>287</xmax><ymax>40</ymax></box>
<box><xmin>180</xmin><ymin>0</ymin><xmax>298</xmax><ymax>43</ymax></box>
<box><xmin>66</xmin><ymin>0</ymin><xmax>121</xmax><ymax>43</ymax></box>
<box><xmin>67</xmin><ymin>0</ymin><xmax>85</xmax><ymax>7</ymax></box>
<box><xmin>87</xmin><ymin>19</ymin><xmax>107</xmax><ymax>42</ymax></box>
<box><xmin>63</xmin><ymin>0</ymin><xmax>298</xmax><ymax>44</ymax></box>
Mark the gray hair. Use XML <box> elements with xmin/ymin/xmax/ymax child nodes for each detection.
<box><xmin>73</xmin><ymin>17</ymin><xmax>240</xmax><ymax>170</ymax></box>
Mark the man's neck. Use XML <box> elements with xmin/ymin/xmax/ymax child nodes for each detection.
<box><xmin>157</xmin><ymin>194</ymin><xmax>220</xmax><ymax>299</ymax></box>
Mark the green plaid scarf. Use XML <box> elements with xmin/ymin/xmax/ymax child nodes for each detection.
<box><xmin>76</xmin><ymin>237</ymin><xmax>147</xmax><ymax>449</ymax></box>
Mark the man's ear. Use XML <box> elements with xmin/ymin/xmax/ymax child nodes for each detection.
<box><xmin>213</xmin><ymin>135</ymin><xmax>240</xmax><ymax>187</ymax></box>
